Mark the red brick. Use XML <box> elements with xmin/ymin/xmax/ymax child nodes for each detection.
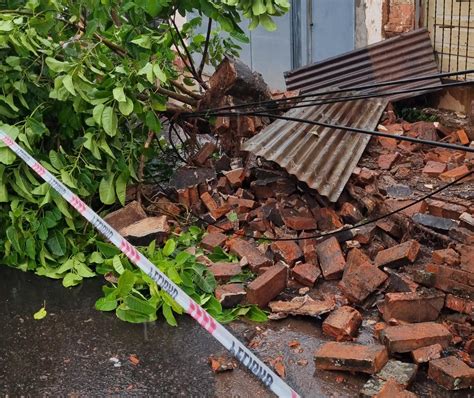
<box><xmin>316</xmin><ymin>237</ymin><xmax>346</xmax><ymax>280</ymax></box>
<box><xmin>104</xmin><ymin>200</ymin><xmax>147</xmax><ymax>232</ymax></box>
<box><xmin>458</xmin><ymin>244</ymin><xmax>474</xmax><ymax>273</ymax></box>
<box><xmin>193</xmin><ymin>142</ymin><xmax>216</xmax><ymax>165</ymax></box>
<box><xmin>224</xmin><ymin>168</ymin><xmax>245</xmax><ymax>187</ymax></box>
<box><xmin>343</xmin><ymin>248</ymin><xmax>371</xmax><ymax>277</ymax></box>
<box><xmin>439</xmin><ymin>165</ymin><xmax>470</xmax><ymax>183</ymax></box>
<box><xmin>376</xmin><ymin>219</ymin><xmax>402</xmax><ymax>238</ymax></box>
<box><xmin>422</xmin><ymin>161</ymin><xmax>447</xmax><ymax>177</ymax></box>
<box><xmin>374</xmin><ymin>380</ymin><xmax>417</xmax><ymax>398</ymax></box>
<box><xmin>428</xmin><ymin>356</ymin><xmax>474</xmax><ymax>390</ymax></box>
<box><xmin>385</xmin><ymin>199</ymin><xmax>428</xmax><ymax>217</ymax></box>
<box><xmin>432</xmin><ymin>248</ymin><xmax>460</xmax><ymax>266</ymax></box>
<box><xmin>200</xmin><ymin>232</ymin><xmax>227</xmax><ymax>251</ymax></box>
<box><xmin>339</xmin><ymin>262</ymin><xmax>388</xmax><ymax>303</ymax></box>
<box><xmin>460</xmin><ymin>212</ymin><xmax>474</xmax><ymax>231</ymax></box>
<box><xmin>381</xmin><ymin>290</ymin><xmax>445</xmax><ymax>323</ymax></box>
<box><xmin>374</xmin><ymin>240</ymin><xmax>420</xmax><ymax>268</ymax></box>
<box><xmin>215</xmin><ymin>283</ymin><xmax>246</xmax><ymax>308</ymax></box>
<box><xmin>281</xmin><ymin>212</ymin><xmax>317</xmax><ymax>230</ymax></box>
<box><xmin>353</xmin><ymin>224</ymin><xmax>377</xmax><ymax>245</ymax></box>
<box><xmin>339</xmin><ymin>202</ymin><xmax>363</xmax><ymax>224</ymax></box>
<box><xmin>315</xmin><ymin>208</ymin><xmax>343</xmax><ymax>231</ymax></box>
<box><xmin>380</xmin><ymin>322</ymin><xmax>452</xmax><ymax>353</ymax></box>
<box><xmin>457</xmin><ymin>129</ymin><xmax>470</xmax><ymax>145</ymax></box>
<box><xmin>292</xmin><ymin>263</ymin><xmax>321</xmax><ymax>287</ymax></box>
<box><xmin>444</xmin><ymin>294</ymin><xmax>473</xmax><ymax>314</ymax></box>
<box><xmin>228</xmin><ymin>239</ymin><xmax>272</xmax><ymax>272</ymax></box>
<box><xmin>426</xmin><ymin>199</ymin><xmax>467</xmax><ymax>220</ymax></box>
<box><xmin>411</xmin><ymin>344</ymin><xmax>442</xmax><ymax>364</ymax></box>
<box><xmin>227</xmin><ymin>196</ymin><xmax>256</xmax><ymax>212</ymax></box>
<box><xmin>387</xmin><ymin>272</ymin><xmax>418</xmax><ymax>293</ymax></box>
<box><xmin>271</xmin><ymin>240</ymin><xmax>303</xmax><ymax>266</ymax></box>
<box><xmin>378</xmin><ymin>152</ymin><xmax>400</xmax><ymax>170</ymax></box>
<box><xmin>208</xmin><ymin>262</ymin><xmax>242</xmax><ymax>282</ymax></box>
<box><xmin>315</xmin><ymin>342</ymin><xmax>388</xmax><ymax>374</ymax></box>
<box><xmin>299</xmin><ymin>232</ymin><xmax>319</xmax><ymax>265</ymax></box>
<box><xmin>322</xmin><ymin>306</ymin><xmax>362</xmax><ymax>341</ymax></box>
<box><xmin>246</xmin><ymin>263</ymin><xmax>287</xmax><ymax>307</ymax></box>
<box><xmin>358</xmin><ymin>167</ymin><xmax>379</xmax><ymax>184</ymax></box>
<box><xmin>425</xmin><ymin>263</ymin><xmax>474</xmax><ymax>295</ymax></box>
<box><xmin>200</xmin><ymin>192</ymin><xmax>218</xmax><ymax>213</ymax></box>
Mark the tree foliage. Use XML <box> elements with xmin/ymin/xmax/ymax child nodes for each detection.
<box><xmin>0</xmin><ymin>0</ymin><xmax>289</xmax><ymax>323</ymax></box>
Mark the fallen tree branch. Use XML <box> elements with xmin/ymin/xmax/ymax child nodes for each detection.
<box><xmin>198</xmin><ymin>18</ymin><xmax>212</xmax><ymax>77</ymax></box>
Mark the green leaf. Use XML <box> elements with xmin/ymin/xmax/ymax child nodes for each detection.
<box><xmin>0</xmin><ymin>148</ymin><xmax>15</xmax><ymax>165</ymax></box>
<box><xmin>76</xmin><ymin>262</ymin><xmax>96</xmax><ymax>278</ymax></box>
<box><xmin>92</xmin><ymin>104</ymin><xmax>105</xmax><ymax>125</ymax></box>
<box><xmin>89</xmin><ymin>251</ymin><xmax>104</xmax><ymax>264</ymax></box>
<box><xmin>101</xmin><ymin>106</ymin><xmax>118</xmax><ymax>137</ymax></box>
<box><xmin>99</xmin><ymin>174</ymin><xmax>116</xmax><ymax>205</ymax></box>
<box><xmin>33</xmin><ymin>306</ymin><xmax>47</xmax><ymax>320</ymax></box>
<box><xmin>118</xmin><ymin>97</ymin><xmax>134</xmax><ymax>116</ymax></box>
<box><xmin>259</xmin><ymin>15</ymin><xmax>277</xmax><ymax>31</ymax></box>
<box><xmin>45</xmin><ymin>57</ymin><xmax>71</xmax><ymax>73</ymax></box>
<box><xmin>60</xmin><ymin>169</ymin><xmax>77</xmax><ymax>189</ymax></box>
<box><xmin>62</xmin><ymin>74</ymin><xmax>76</xmax><ymax>95</ymax></box>
<box><xmin>116</xmin><ymin>305</ymin><xmax>156</xmax><ymax>323</ymax></box>
<box><xmin>124</xmin><ymin>295</ymin><xmax>156</xmax><ymax>315</ymax></box>
<box><xmin>113</xmin><ymin>86</ymin><xmax>126</xmax><ymax>102</ymax></box>
<box><xmin>117</xmin><ymin>270</ymin><xmax>136</xmax><ymax>296</ymax></box>
<box><xmin>95</xmin><ymin>296</ymin><xmax>118</xmax><ymax>311</ymax></box>
<box><xmin>162</xmin><ymin>239</ymin><xmax>176</xmax><ymax>256</ymax></box>
<box><xmin>63</xmin><ymin>272</ymin><xmax>83</xmax><ymax>287</ymax></box>
<box><xmin>162</xmin><ymin>303</ymin><xmax>177</xmax><ymax>326</ymax></box>
<box><xmin>47</xmin><ymin>229</ymin><xmax>67</xmax><ymax>257</ymax></box>
<box><xmin>145</xmin><ymin>112</ymin><xmax>161</xmax><ymax>132</ymax></box>
<box><xmin>112</xmin><ymin>255</ymin><xmax>125</xmax><ymax>275</ymax></box>
<box><xmin>96</xmin><ymin>241</ymin><xmax>121</xmax><ymax>257</ymax></box>
<box><xmin>0</xmin><ymin>20</ymin><xmax>14</xmax><ymax>31</ymax></box>
<box><xmin>153</xmin><ymin>64</ymin><xmax>167</xmax><ymax>83</ymax></box>
<box><xmin>115</xmin><ymin>172</ymin><xmax>127</xmax><ymax>206</ymax></box>
<box><xmin>246</xmin><ymin>306</ymin><xmax>268</xmax><ymax>322</ymax></box>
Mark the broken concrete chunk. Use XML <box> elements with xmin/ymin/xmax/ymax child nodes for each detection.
<box><xmin>269</xmin><ymin>295</ymin><xmax>335</xmax><ymax>318</ymax></box>
<box><xmin>412</xmin><ymin>213</ymin><xmax>457</xmax><ymax>232</ymax></box>
<box><xmin>380</xmin><ymin>322</ymin><xmax>452</xmax><ymax>353</ymax></box>
<box><xmin>374</xmin><ymin>240</ymin><xmax>420</xmax><ymax>268</ymax></box>
<box><xmin>120</xmin><ymin>216</ymin><xmax>169</xmax><ymax>245</ymax></box>
<box><xmin>228</xmin><ymin>238</ymin><xmax>272</xmax><ymax>272</ymax></box>
<box><xmin>315</xmin><ymin>342</ymin><xmax>388</xmax><ymax>374</ymax></box>
<box><xmin>411</xmin><ymin>343</ymin><xmax>442</xmax><ymax>364</ymax></box>
<box><xmin>360</xmin><ymin>360</ymin><xmax>418</xmax><ymax>397</ymax></box>
<box><xmin>208</xmin><ymin>262</ymin><xmax>242</xmax><ymax>282</ymax></box>
<box><xmin>215</xmin><ymin>283</ymin><xmax>246</xmax><ymax>308</ymax></box>
<box><xmin>428</xmin><ymin>356</ymin><xmax>474</xmax><ymax>390</ymax></box>
<box><xmin>246</xmin><ymin>263</ymin><xmax>287</xmax><ymax>308</ymax></box>
<box><xmin>322</xmin><ymin>306</ymin><xmax>362</xmax><ymax>341</ymax></box>
<box><xmin>200</xmin><ymin>232</ymin><xmax>227</xmax><ymax>251</ymax></box>
<box><xmin>104</xmin><ymin>201</ymin><xmax>147</xmax><ymax>232</ymax></box>
<box><xmin>380</xmin><ymin>290</ymin><xmax>445</xmax><ymax>323</ymax></box>
<box><xmin>316</xmin><ymin>237</ymin><xmax>346</xmax><ymax>280</ymax></box>
<box><xmin>291</xmin><ymin>263</ymin><xmax>321</xmax><ymax>287</ymax></box>
<box><xmin>459</xmin><ymin>212</ymin><xmax>474</xmax><ymax>231</ymax></box>
<box><xmin>271</xmin><ymin>240</ymin><xmax>303</xmax><ymax>267</ymax></box>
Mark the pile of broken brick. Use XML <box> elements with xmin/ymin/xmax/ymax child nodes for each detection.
<box><xmin>107</xmin><ymin>105</ymin><xmax>474</xmax><ymax>394</ymax></box>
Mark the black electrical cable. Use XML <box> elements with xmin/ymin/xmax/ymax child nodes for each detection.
<box><xmin>191</xmin><ymin>80</ymin><xmax>474</xmax><ymax>118</ymax></box>
<box><xmin>188</xmin><ymin>169</ymin><xmax>474</xmax><ymax>242</ymax></box>
<box><xmin>183</xmin><ymin>69</ymin><xmax>474</xmax><ymax>117</ymax></box>
<box><xmin>201</xmin><ymin>109</ymin><xmax>474</xmax><ymax>154</ymax></box>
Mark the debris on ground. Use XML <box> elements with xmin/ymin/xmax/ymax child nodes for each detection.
<box><xmin>107</xmin><ymin>52</ymin><xmax>474</xmax><ymax>394</ymax></box>
<box><xmin>208</xmin><ymin>355</ymin><xmax>238</xmax><ymax>373</ymax></box>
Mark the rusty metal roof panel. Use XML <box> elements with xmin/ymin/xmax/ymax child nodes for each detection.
<box><xmin>285</xmin><ymin>29</ymin><xmax>440</xmax><ymax>100</ymax></box>
<box><xmin>241</xmin><ymin>94</ymin><xmax>388</xmax><ymax>202</ymax></box>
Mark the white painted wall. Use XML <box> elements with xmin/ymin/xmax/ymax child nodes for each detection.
<box><xmin>365</xmin><ymin>0</ymin><xmax>383</xmax><ymax>44</ymax></box>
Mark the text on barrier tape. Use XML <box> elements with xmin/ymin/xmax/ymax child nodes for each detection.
<box><xmin>0</xmin><ymin>130</ymin><xmax>300</xmax><ymax>398</ymax></box>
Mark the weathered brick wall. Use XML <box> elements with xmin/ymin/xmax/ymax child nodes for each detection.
<box><xmin>383</xmin><ymin>0</ymin><xmax>415</xmax><ymax>37</ymax></box>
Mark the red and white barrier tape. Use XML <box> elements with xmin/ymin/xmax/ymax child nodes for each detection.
<box><xmin>0</xmin><ymin>130</ymin><xmax>300</xmax><ymax>398</ymax></box>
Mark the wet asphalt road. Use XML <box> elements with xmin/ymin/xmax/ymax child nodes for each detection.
<box><xmin>0</xmin><ymin>267</ymin><xmax>467</xmax><ymax>397</ymax></box>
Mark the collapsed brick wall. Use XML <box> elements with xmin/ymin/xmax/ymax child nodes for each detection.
<box><xmin>383</xmin><ymin>0</ymin><xmax>415</xmax><ymax>38</ymax></box>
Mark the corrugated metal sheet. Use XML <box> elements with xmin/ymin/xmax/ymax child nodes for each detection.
<box><xmin>241</xmin><ymin>94</ymin><xmax>388</xmax><ymax>202</ymax></box>
<box><xmin>285</xmin><ymin>29</ymin><xmax>441</xmax><ymax>100</ymax></box>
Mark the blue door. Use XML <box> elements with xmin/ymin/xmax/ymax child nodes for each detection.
<box><xmin>311</xmin><ymin>0</ymin><xmax>355</xmax><ymax>62</ymax></box>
